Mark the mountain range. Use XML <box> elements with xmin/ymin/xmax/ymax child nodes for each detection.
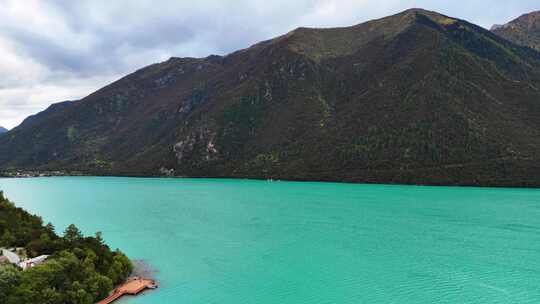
<box><xmin>1</xmin><ymin>8</ymin><xmax>540</xmax><ymax>186</ymax></box>
<box><xmin>0</xmin><ymin>127</ymin><xmax>7</xmax><ymax>134</ymax></box>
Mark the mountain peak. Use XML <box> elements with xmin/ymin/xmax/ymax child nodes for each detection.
<box><xmin>399</xmin><ymin>8</ymin><xmax>441</xmax><ymax>16</ymax></box>
<box><xmin>246</xmin><ymin>8</ymin><xmax>462</xmax><ymax>62</ymax></box>
<box><xmin>492</xmin><ymin>10</ymin><xmax>540</xmax><ymax>51</ymax></box>
<box><xmin>395</xmin><ymin>8</ymin><xmax>456</xmax><ymax>22</ymax></box>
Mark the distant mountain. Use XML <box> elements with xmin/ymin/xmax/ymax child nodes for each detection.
<box><xmin>0</xmin><ymin>126</ymin><xmax>7</xmax><ymax>134</ymax></box>
<box><xmin>14</xmin><ymin>101</ymin><xmax>75</xmax><ymax>130</ymax></box>
<box><xmin>1</xmin><ymin>8</ymin><xmax>540</xmax><ymax>186</ymax></box>
<box><xmin>492</xmin><ymin>11</ymin><xmax>540</xmax><ymax>51</ymax></box>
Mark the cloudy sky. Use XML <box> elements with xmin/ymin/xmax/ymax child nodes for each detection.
<box><xmin>0</xmin><ymin>0</ymin><xmax>538</xmax><ymax>129</ymax></box>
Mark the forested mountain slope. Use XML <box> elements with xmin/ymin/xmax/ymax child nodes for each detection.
<box><xmin>1</xmin><ymin>9</ymin><xmax>540</xmax><ymax>186</ymax></box>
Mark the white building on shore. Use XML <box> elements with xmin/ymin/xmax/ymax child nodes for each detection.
<box><xmin>0</xmin><ymin>248</ymin><xmax>21</xmax><ymax>265</ymax></box>
<box><xmin>0</xmin><ymin>248</ymin><xmax>48</xmax><ymax>270</ymax></box>
<box><xmin>19</xmin><ymin>255</ymin><xmax>49</xmax><ymax>270</ymax></box>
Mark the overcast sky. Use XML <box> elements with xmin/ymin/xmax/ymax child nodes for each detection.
<box><xmin>0</xmin><ymin>0</ymin><xmax>538</xmax><ymax>129</ymax></box>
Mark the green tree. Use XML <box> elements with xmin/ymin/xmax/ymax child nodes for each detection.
<box><xmin>0</xmin><ymin>230</ymin><xmax>15</xmax><ymax>247</ymax></box>
<box><xmin>63</xmin><ymin>224</ymin><xmax>83</xmax><ymax>243</ymax></box>
<box><xmin>95</xmin><ymin>231</ymin><xmax>104</xmax><ymax>245</ymax></box>
<box><xmin>45</xmin><ymin>222</ymin><xmax>55</xmax><ymax>234</ymax></box>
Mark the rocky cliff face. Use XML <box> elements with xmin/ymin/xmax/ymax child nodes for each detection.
<box><xmin>1</xmin><ymin>9</ymin><xmax>540</xmax><ymax>186</ymax></box>
<box><xmin>492</xmin><ymin>11</ymin><xmax>540</xmax><ymax>51</ymax></box>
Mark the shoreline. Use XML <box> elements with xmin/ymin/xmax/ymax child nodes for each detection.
<box><xmin>1</xmin><ymin>170</ymin><xmax>539</xmax><ymax>189</ymax></box>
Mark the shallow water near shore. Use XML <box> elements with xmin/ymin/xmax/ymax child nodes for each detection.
<box><xmin>1</xmin><ymin>177</ymin><xmax>540</xmax><ymax>303</ymax></box>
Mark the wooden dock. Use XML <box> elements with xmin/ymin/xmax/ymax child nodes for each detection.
<box><xmin>96</xmin><ymin>277</ymin><xmax>157</xmax><ymax>304</ymax></box>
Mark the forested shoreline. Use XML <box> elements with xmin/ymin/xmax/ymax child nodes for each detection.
<box><xmin>0</xmin><ymin>191</ymin><xmax>132</xmax><ymax>303</ymax></box>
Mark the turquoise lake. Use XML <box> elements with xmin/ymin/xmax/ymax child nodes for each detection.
<box><xmin>1</xmin><ymin>177</ymin><xmax>540</xmax><ymax>303</ymax></box>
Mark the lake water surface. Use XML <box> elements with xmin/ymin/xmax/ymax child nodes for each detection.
<box><xmin>1</xmin><ymin>177</ymin><xmax>539</xmax><ymax>303</ymax></box>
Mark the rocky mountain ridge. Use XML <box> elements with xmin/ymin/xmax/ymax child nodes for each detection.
<box><xmin>492</xmin><ymin>11</ymin><xmax>540</xmax><ymax>51</ymax></box>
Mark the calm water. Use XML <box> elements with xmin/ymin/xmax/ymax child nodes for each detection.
<box><xmin>1</xmin><ymin>177</ymin><xmax>539</xmax><ymax>303</ymax></box>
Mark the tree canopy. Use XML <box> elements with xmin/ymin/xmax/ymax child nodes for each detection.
<box><xmin>0</xmin><ymin>191</ymin><xmax>133</xmax><ymax>304</ymax></box>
